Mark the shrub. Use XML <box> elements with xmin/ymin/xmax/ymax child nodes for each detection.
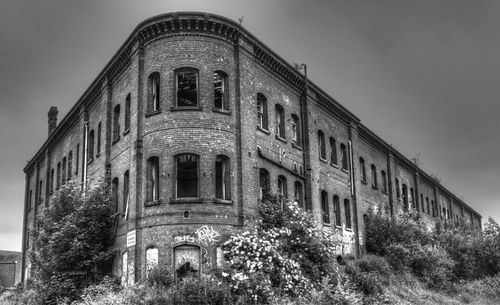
<box><xmin>146</xmin><ymin>264</ymin><xmax>174</xmax><ymax>289</ymax></box>
<box><xmin>168</xmin><ymin>274</ymin><xmax>234</xmax><ymax>305</ymax></box>
<box><xmin>385</xmin><ymin>243</ymin><xmax>411</xmax><ymax>272</ymax></box>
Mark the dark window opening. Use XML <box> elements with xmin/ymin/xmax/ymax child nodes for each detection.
<box><xmin>123</xmin><ymin>170</ymin><xmax>129</xmax><ymax>214</ymax></box>
<box><xmin>112</xmin><ymin>177</ymin><xmax>119</xmax><ymax>213</ymax></box>
<box><xmin>275</xmin><ymin>104</ymin><xmax>285</xmax><ymax>139</ymax></box>
<box><xmin>341</xmin><ymin>143</ymin><xmax>348</xmax><ymax>170</ymax></box>
<box><xmin>125</xmin><ymin>94</ymin><xmax>131</xmax><ymax>131</ymax></box>
<box><xmin>259</xmin><ymin>168</ymin><xmax>270</xmax><ymax>199</ymax></box>
<box><xmin>68</xmin><ymin>151</ymin><xmax>72</xmax><ymax>180</ymax></box>
<box><xmin>176</xmin><ymin>69</ymin><xmax>198</xmax><ymax>107</ymax></box>
<box><xmin>291</xmin><ymin>114</ymin><xmax>301</xmax><ymax>145</ymax></box>
<box><xmin>214</xmin><ymin>71</ymin><xmax>229</xmax><ymax>110</ymax></box>
<box><xmin>330</xmin><ymin>137</ymin><xmax>338</xmax><ymax>166</ymax></box>
<box><xmin>176</xmin><ymin>154</ymin><xmax>199</xmax><ymax>198</ymax></box>
<box><xmin>113</xmin><ymin>105</ymin><xmax>121</xmax><ymax>142</ymax></box>
<box><xmin>294</xmin><ymin>181</ymin><xmax>303</xmax><ymax>208</ymax></box>
<box><xmin>333</xmin><ymin>195</ymin><xmax>341</xmax><ymax>226</ymax></box>
<box><xmin>257</xmin><ymin>93</ymin><xmax>268</xmax><ymax>130</ymax></box>
<box><xmin>321</xmin><ymin>190</ymin><xmax>330</xmax><ymax>224</ymax></box>
<box><xmin>88</xmin><ymin>130</ymin><xmax>94</xmax><ymax>161</ymax></box>
<box><xmin>360</xmin><ymin>158</ymin><xmax>366</xmax><ymax>182</ymax></box>
<box><xmin>318</xmin><ymin>130</ymin><xmax>326</xmax><ymax>160</ymax></box>
<box><xmin>148</xmin><ymin>72</ymin><xmax>160</xmax><ymax>112</ymax></box>
<box><xmin>146</xmin><ymin>157</ymin><xmax>159</xmax><ymax>202</ymax></box>
<box><xmin>345</xmin><ymin>199</ymin><xmax>352</xmax><ymax>229</ymax></box>
<box><xmin>97</xmin><ymin>122</ymin><xmax>102</xmax><ymax>154</ymax></box>
<box><xmin>278</xmin><ymin>175</ymin><xmax>287</xmax><ymax>209</ymax></box>
<box><xmin>215</xmin><ymin>155</ymin><xmax>231</xmax><ymax>200</ymax></box>
<box><xmin>371</xmin><ymin>164</ymin><xmax>377</xmax><ymax>188</ymax></box>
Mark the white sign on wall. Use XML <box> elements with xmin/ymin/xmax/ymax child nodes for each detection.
<box><xmin>126</xmin><ymin>230</ymin><xmax>136</xmax><ymax>247</ymax></box>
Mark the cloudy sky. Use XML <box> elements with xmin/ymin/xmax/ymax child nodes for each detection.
<box><xmin>1</xmin><ymin>0</ymin><xmax>499</xmax><ymax>251</ymax></box>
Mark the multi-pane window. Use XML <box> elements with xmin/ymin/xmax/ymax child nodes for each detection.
<box><xmin>318</xmin><ymin>130</ymin><xmax>326</xmax><ymax>160</ymax></box>
<box><xmin>125</xmin><ymin>94</ymin><xmax>131</xmax><ymax>131</ymax></box>
<box><xmin>97</xmin><ymin>122</ymin><xmax>102</xmax><ymax>155</ymax></box>
<box><xmin>112</xmin><ymin>177</ymin><xmax>119</xmax><ymax>213</ymax></box>
<box><xmin>360</xmin><ymin>158</ymin><xmax>366</xmax><ymax>182</ymax></box>
<box><xmin>344</xmin><ymin>199</ymin><xmax>352</xmax><ymax>229</ymax></box>
<box><xmin>146</xmin><ymin>157</ymin><xmax>159</xmax><ymax>202</ymax></box>
<box><xmin>402</xmin><ymin>184</ymin><xmax>408</xmax><ymax>210</ymax></box>
<box><xmin>68</xmin><ymin>151</ymin><xmax>72</xmax><ymax>180</ymax></box>
<box><xmin>275</xmin><ymin>104</ymin><xmax>285</xmax><ymax>139</ymax></box>
<box><xmin>214</xmin><ymin>71</ymin><xmax>229</xmax><ymax>111</ymax></box>
<box><xmin>88</xmin><ymin>130</ymin><xmax>94</xmax><ymax>161</ymax></box>
<box><xmin>333</xmin><ymin>195</ymin><xmax>341</xmax><ymax>226</ymax></box>
<box><xmin>257</xmin><ymin>93</ymin><xmax>268</xmax><ymax>130</ymax></box>
<box><xmin>330</xmin><ymin>137</ymin><xmax>337</xmax><ymax>166</ymax></box>
<box><xmin>176</xmin><ymin>68</ymin><xmax>198</xmax><ymax>107</ymax></box>
<box><xmin>259</xmin><ymin>168</ymin><xmax>270</xmax><ymax>199</ymax></box>
<box><xmin>277</xmin><ymin>175</ymin><xmax>287</xmax><ymax>208</ymax></box>
<box><xmin>148</xmin><ymin>72</ymin><xmax>160</xmax><ymax>112</ymax></box>
<box><xmin>62</xmin><ymin>157</ymin><xmax>66</xmax><ymax>184</ymax></box>
<box><xmin>340</xmin><ymin>143</ymin><xmax>348</xmax><ymax>170</ymax></box>
<box><xmin>381</xmin><ymin>170</ymin><xmax>387</xmax><ymax>193</ymax></box>
<box><xmin>215</xmin><ymin>155</ymin><xmax>231</xmax><ymax>200</ymax></box>
<box><xmin>371</xmin><ymin>164</ymin><xmax>377</xmax><ymax>189</ymax></box>
<box><xmin>175</xmin><ymin>154</ymin><xmax>199</xmax><ymax>198</ymax></box>
<box><xmin>291</xmin><ymin>114</ymin><xmax>300</xmax><ymax>145</ymax></box>
<box><xmin>294</xmin><ymin>181</ymin><xmax>303</xmax><ymax>208</ymax></box>
<box><xmin>123</xmin><ymin>170</ymin><xmax>129</xmax><ymax>214</ymax></box>
<box><xmin>113</xmin><ymin>105</ymin><xmax>121</xmax><ymax>142</ymax></box>
<box><xmin>321</xmin><ymin>190</ymin><xmax>330</xmax><ymax>224</ymax></box>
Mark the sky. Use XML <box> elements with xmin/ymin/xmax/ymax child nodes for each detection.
<box><xmin>1</xmin><ymin>0</ymin><xmax>499</xmax><ymax>251</ymax></box>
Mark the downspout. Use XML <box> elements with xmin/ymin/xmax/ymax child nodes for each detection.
<box><xmin>298</xmin><ymin>64</ymin><xmax>312</xmax><ymax>211</ymax></box>
<box><xmin>348</xmin><ymin>139</ymin><xmax>360</xmax><ymax>257</ymax></box>
<box><xmin>83</xmin><ymin>117</ymin><xmax>89</xmax><ymax>192</ymax></box>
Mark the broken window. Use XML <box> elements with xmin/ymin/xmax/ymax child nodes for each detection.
<box><xmin>294</xmin><ymin>181</ymin><xmax>303</xmax><ymax>208</ymax></box>
<box><xmin>215</xmin><ymin>155</ymin><xmax>231</xmax><ymax>200</ymax></box>
<box><xmin>214</xmin><ymin>71</ymin><xmax>228</xmax><ymax>110</ymax></box>
<box><xmin>176</xmin><ymin>69</ymin><xmax>198</xmax><ymax>107</ymax></box>
<box><xmin>259</xmin><ymin>168</ymin><xmax>270</xmax><ymax>199</ymax></box>
<box><xmin>257</xmin><ymin>93</ymin><xmax>268</xmax><ymax>130</ymax></box>
<box><xmin>146</xmin><ymin>157</ymin><xmax>159</xmax><ymax>202</ymax></box>
<box><xmin>176</xmin><ymin>154</ymin><xmax>199</xmax><ymax>198</ymax></box>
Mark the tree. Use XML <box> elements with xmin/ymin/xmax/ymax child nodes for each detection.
<box><xmin>30</xmin><ymin>180</ymin><xmax>115</xmax><ymax>303</ymax></box>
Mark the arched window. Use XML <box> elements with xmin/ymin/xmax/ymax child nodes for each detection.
<box><xmin>381</xmin><ymin>170</ymin><xmax>387</xmax><ymax>193</ymax></box>
<box><xmin>38</xmin><ymin>180</ymin><xmax>43</xmax><ymax>204</ymax></box>
<box><xmin>62</xmin><ymin>157</ymin><xmax>66</xmax><ymax>184</ymax></box>
<box><xmin>97</xmin><ymin>122</ymin><xmax>102</xmax><ymax>155</ymax></box>
<box><xmin>410</xmin><ymin>187</ymin><xmax>415</xmax><ymax>208</ymax></box>
<box><xmin>330</xmin><ymin>137</ymin><xmax>338</xmax><ymax>166</ymax></box>
<box><xmin>88</xmin><ymin>130</ymin><xmax>94</xmax><ymax>162</ymax></box>
<box><xmin>431</xmin><ymin>200</ymin><xmax>435</xmax><ymax>217</ymax></box>
<box><xmin>341</xmin><ymin>144</ymin><xmax>348</xmax><ymax>171</ymax></box>
<box><xmin>259</xmin><ymin>168</ymin><xmax>270</xmax><ymax>199</ymax></box>
<box><xmin>214</xmin><ymin>71</ymin><xmax>228</xmax><ymax>111</ymax></box>
<box><xmin>395</xmin><ymin>178</ymin><xmax>400</xmax><ymax>198</ymax></box>
<box><xmin>318</xmin><ymin>130</ymin><xmax>326</xmax><ymax>160</ymax></box>
<box><xmin>402</xmin><ymin>184</ymin><xmax>408</xmax><ymax>210</ymax></box>
<box><xmin>176</xmin><ymin>68</ymin><xmax>198</xmax><ymax>107</ymax></box>
<box><xmin>148</xmin><ymin>72</ymin><xmax>160</xmax><ymax>112</ymax></box>
<box><xmin>175</xmin><ymin>154</ymin><xmax>199</xmax><ymax>198</ymax></box>
<box><xmin>121</xmin><ymin>251</ymin><xmax>128</xmax><ymax>286</ymax></box>
<box><xmin>420</xmin><ymin>194</ymin><xmax>424</xmax><ymax>212</ymax></box>
<box><xmin>125</xmin><ymin>94</ymin><xmax>131</xmax><ymax>131</ymax></box>
<box><xmin>344</xmin><ymin>199</ymin><xmax>352</xmax><ymax>229</ymax></box>
<box><xmin>146</xmin><ymin>157</ymin><xmax>159</xmax><ymax>202</ymax></box>
<box><xmin>278</xmin><ymin>175</ymin><xmax>287</xmax><ymax>209</ymax></box>
<box><xmin>321</xmin><ymin>190</ymin><xmax>330</xmax><ymax>224</ymax></box>
<box><xmin>56</xmin><ymin>162</ymin><xmax>61</xmax><ymax>189</ymax></box>
<box><xmin>275</xmin><ymin>104</ymin><xmax>285</xmax><ymax>139</ymax></box>
<box><xmin>215</xmin><ymin>155</ymin><xmax>231</xmax><ymax>200</ymax></box>
<box><xmin>112</xmin><ymin>177</ymin><xmax>119</xmax><ymax>213</ymax></box>
<box><xmin>291</xmin><ymin>114</ymin><xmax>301</xmax><ymax>146</ymax></box>
<box><xmin>123</xmin><ymin>170</ymin><xmax>129</xmax><ymax>214</ymax></box>
<box><xmin>50</xmin><ymin>169</ymin><xmax>54</xmax><ymax>194</ymax></box>
<box><xmin>146</xmin><ymin>247</ymin><xmax>159</xmax><ymax>276</ymax></box>
<box><xmin>294</xmin><ymin>181</ymin><xmax>303</xmax><ymax>208</ymax></box>
<box><xmin>113</xmin><ymin>105</ymin><xmax>121</xmax><ymax>142</ymax></box>
<box><xmin>333</xmin><ymin>195</ymin><xmax>341</xmax><ymax>226</ymax></box>
<box><xmin>359</xmin><ymin>158</ymin><xmax>366</xmax><ymax>182</ymax></box>
<box><xmin>75</xmin><ymin>144</ymin><xmax>79</xmax><ymax>175</ymax></box>
<box><xmin>426</xmin><ymin>197</ymin><xmax>430</xmax><ymax>215</ymax></box>
<box><xmin>371</xmin><ymin>164</ymin><xmax>377</xmax><ymax>189</ymax></box>
<box><xmin>257</xmin><ymin>93</ymin><xmax>268</xmax><ymax>130</ymax></box>
<box><xmin>67</xmin><ymin>151</ymin><xmax>72</xmax><ymax>180</ymax></box>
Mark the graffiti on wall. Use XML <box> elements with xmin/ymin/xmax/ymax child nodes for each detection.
<box><xmin>170</xmin><ymin>225</ymin><xmax>221</xmax><ymax>246</ymax></box>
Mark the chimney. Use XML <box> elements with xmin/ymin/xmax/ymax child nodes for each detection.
<box><xmin>48</xmin><ymin>106</ymin><xmax>58</xmax><ymax>136</ymax></box>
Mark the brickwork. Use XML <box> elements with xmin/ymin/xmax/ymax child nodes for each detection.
<box><xmin>21</xmin><ymin>12</ymin><xmax>482</xmax><ymax>283</ymax></box>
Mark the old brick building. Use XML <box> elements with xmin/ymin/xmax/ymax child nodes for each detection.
<box><xmin>21</xmin><ymin>12</ymin><xmax>481</xmax><ymax>284</ymax></box>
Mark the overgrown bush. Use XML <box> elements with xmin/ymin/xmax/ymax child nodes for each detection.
<box><xmin>344</xmin><ymin>255</ymin><xmax>391</xmax><ymax>296</ymax></box>
<box><xmin>146</xmin><ymin>264</ymin><xmax>174</xmax><ymax>289</ymax></box>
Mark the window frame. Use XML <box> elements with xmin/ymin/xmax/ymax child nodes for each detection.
<box><xmin>124</xmin><ymin>94</ymin><xmax>131</xmax><ymax>133</ymax></box>
<box><xmin>340</xmin><ymin>143</ymin><xmax>348</xmax><ymax>171</ymax></box>
<box><xmin>259</xmin><ymin>168</ymin><xmax>270</xmax><ymax>199</ymax></box>
<box><xmin>360</xmin><ymin>157</ymin><xmax>366</xmax><ymax>183</ymax></box>
<box><xmin>291</xmin><ymin>114</ymin><xmax>301</xmax><ymax>148</ymax></box>
<box><xmin>318</xmin><ymin>130</ymin><xmax>326</xmax><ymax>161</ymax></box>
<box><xmin>344</xmin><ymin>199</ymin><xmax>352</xmax><ymax>229</ymax></box>
<box><xmin>174</xmin><ymin>153</ymin><xmax>200</xmax><ymax>199</ymax></box>
<box><xmin>257</xmin><ymin>93</ymin><xmax>269</xmax><ymax>132</ymax></box>
<box><xmin>293</xmin><ymin>181</ymin><xmax>303</xmax><ymax>208</ymax></box>
<box><xmin>371</xmin><ymin>164</ymin><xmax>377</xmax><ymax>189</ymax></box>
<box><xmin>146</xmin><ymin>156</ymin><xmax>160</xmax><ymax>203</ymax></box>
<box><xmin>333</xmin><ymin>195</ymin><xmax>341</xmax><ymax>226</ymax></box>
<box><xmin>113</xmin><ymin>104</ymin><xmax>121</xmax><ymax>143</ymax></box>
<box><xmin>321</xmin><ymin>190</ymin><xmax>330</xmax><ymax>224</ymax></box>
<box><xmin>148</xmin><ymin>72</ymin><xmax>161</xmax><ymax>114</ymax></box>
<box><xmin>175</xmin><ymin>68</ymin><xmax>199</xmax><ymax>108</ymax></box>
<box><xmin>275</xmin><ymin>104</ymin><xmax>286</xmax><ymax>140</ymax></box>
<box><xmin>215</xmin><ymin>155</ymin><xmax>231</xmax><ymax>201</ymax></box>
<box><xmin>213</xmin><ymin>71</ymin><xmax>229</xmax><ymax>112</ymax></box>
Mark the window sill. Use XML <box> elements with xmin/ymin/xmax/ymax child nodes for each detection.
<box><xmin>145</xmin><ymin>200</ymin><xmax>162</xmax><ymax>207</ymax></box>
<box><xmin>275</xmin><ymin>135</ymin><xmax>287</xmax><ymax>143</ymax></box>
<box><xmin>170</xmin><ymin>197</ymin><xmax>203</xmax><ymax>204</ymax></box>
<box><xmin>145</xmin><ymin>109</ymin><xmax>162</xmax><ymax>117</ymax></box>
<box><xmin>87</xmin><ymin>158</ymin><xmax>94</xmax><ymax>165</ymax></box>
<box><xmin>291</xmin><ymin>142</ymin><xmax>302</xmax><ymax>150</ymax></box>
<box><xmin>170</xmin><ymin>106</ymin><xmax>203</xmax><ymax>112</ymax></box>
<box><xmin>361</xmin><ymin>180</ymin><xmax>367</xmax><ymax>185</ymax></box>
<box><xmin>123</xmin><ymin>129</ymin><xmax>130</xmax><ymax>136</ymax></box>
<box><xmin>257</xmin><ymin>126</ymin><xmax>270</xmax><ymax>134</ymax></box>
<box><xmin>331</xmin><ymin>163</ymin><xmax>338</xmax><ymax>168</ymax></box>
<box><xmin>319</xmin><ymin>157</ymin><xmax>328</xmax><ymax>163</ymax></box>
<box><xmin>372</xmin><ymin>186</ymin><xmax>378</xmax><ymax>190</ymax></box>
<box><xmin>323</xmin><ymin>222</ymin><xmax>331</xmax><ymax>227</ymax></box>
<box><xmin>342</xmin><ymin>168</ymin><xmax>349</xmax><ymax>173</ymax></box>
<box><xmin>212</xmin><ymin>107</ymin><xmax>231</xmax><ymax>115</ymax></box>
<box><xmin>335</xmin><ymin>225</ymin><xmax>342</xmax><ymax>229</ymax></box>
<box><xmin>96</xmin><ymin>152</ymin><xmax>101</xmax><ymax>158</ymax></box>
<box><xmin>213</xmin><ymin>198</ymin><xmax>233</xmax><ymax>205</ymax></box>
<box><xmin>382</xmin><ymin>190</ymin><xmax>387</xmax><ymax>195</ymax></box>
<box><xmin>112</xmin><ymin>137</ymin><xmax>120</xmax><ymax>145</ymax></box>
<box><xmin>345</xmin><ymin>228</ymin><xmax>353</xmax><ymax>232</ymax></box>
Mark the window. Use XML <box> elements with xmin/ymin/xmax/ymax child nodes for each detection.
<box><xmin>68</xmin><ymin>151</ymin><xmax>72</xmax><ymax>180</ymax></box>
<box><xmin>318</xmin><ymin>130</ymin><xmax>326</xmax><ymax>160</ymax></box>
<box><xmin>146</xmin><ymin>247</ymin><xmax>159</xmax><ymax>276</ymax></box>
<box><xmin>88</xmin><ymin>130</ymin><xmax>94</xmax><ymax>161</ymax></box>
<box><xmin>333</xmin><ymin>195</ymin><xmax>341</xmax><ymax>226</ymax></box>
<box><xmin>176</xmin><ymin>68</ymin><xmax>198</xmax><ymax>107</ymax></box>
<box><xmin>76</xmin><ymin>144</ymin><xmax>79</xmax><ymax>175</ymax></box>
<box><xmin>426</xmin><ymin>197</ymin><xmax>430</xmax><ymax>215</ymax></box>
<box><xmin>113</xmin><ymin>105</ymin><xmax>121</xmax><ymax>142</ymax></box>
<box><xmin>214</xmin><ymin>71</ymin><xmax>229</xmax><ymax>111</ymax></box>
<box><xmin>330</xmin><ymin>137</ymin><xmax>338</xmax><ymax>166</ymax></box>
<box><xmin>340</xmin><ymin>143</ymin><xmax>348</xmax><ymax>170</ymax></box>
<box><xmin>291</xmin><ymin>114</ymin><xmax>300</xmax><ymax>146</ymax></box>
<box><xmin>148</xmin><ymin>72</ymin><xmax>160</xmax><ymax>112</ymax></box>
<box><xmin>278</xmin><ymin>175</ymin><xmax>287</xmax><ymax>208</ymax></box>
<box><xmin>294</xmin><ymin>181</ymin><xmax>303</xmax><ymax>208</ymax></box>
<box><xmin>62</xmin><ymin>157</ymin><xmax>66</xmax><ymax>184</ymax></box>
<box><xmin>146</xmin><ymin>157</ymin><xmax>159</xmax><ymax>202</ymax></box>
<box><xmin>121</xmin><ymin>251</ymin><xmax>128</xmax><ymax>286</ymax></box>
<box><xmin>50</xmin><ymin>169</ymin><xmax>54</xmax><ymax>194</ymax></box>
<box><xmin>174</xmin><ymin>245</ymin><xmax>200</xmax><ymax>280</ymax></box>
<box><xmin>431</xmin><ymin>200</ymin><xmax>435</xmax><ymax>217</ymax></box>
<box><xmin>259</xmin><ymin>168</ymin><xmax>270</xmax><ymax>199</ymax></box>
<box><xmin>175</xmin><ymin>154</ymin><xmax>199</xmax><ymax>198</ymax></box>
<box><xmin>402</xmin><ymin>184</ymin><xmax>408</xmax><ymax>210</ymax></box>
<box><xmin>257</xmin><ymin>93</ymin><xmax>268</xmax><ymax>130</ymax></box>
<box><xmin>321</xmin><ymin>190</ymin><xmax>330</xmax><ymax>224</ymax></box>
<box><xmin>97</xmin><ymin>122</ymin><xmax>102</xmax><ymax>155</ymax></box>
<box><xmin>215</xmin><ymin>155</ymin><xmax>231</xmax><ymax>200</ymax></box>
<box><xmin>112</xmin><ymin>177</ymin><xmax>119</xmax><ymax>213</ymax></box>
<box><xmin>371</xmin><ymin>165</ymin><xmax>377</xmax><ymax>189</ymax></box>
<box><xmin>410</xmin><ymin>188</ymin><xmax>415</xmax><ymax>208</ymax></box>
<box><xmin>395</xmin><ymin>179</ymin><xmax>400</xmax><ymax>198</ymax></box>
<box><xmin>421</xmin><ymin>194</ymin><xmax>424</xmax><ymax>212</ymax></box>
<box><xmin>38</xmin><ymin>180</ymin><xmax>43</xmax><ymax>204</ymax></box>
<box><xmin>123</xmin><ymin>171</ymin><xmax>129</xmax><ymax>214</ymax></box>
<box><xmin>360</xmin><ymin>158</ymin><xmax>366</xmax><ymax>182</ymax></box>
<box><xmin>381</xmin><ymin>170</ymin><xmax>387</xmax><ymax>193</ymax></box>
<box><xmin>56</xmin><ymin>162</ymin><xmax>61</xmax><ymax>189</ymax></box>
<box><xmin>28</xmin><ymin>190</ymin><xmax>32</xmax><ymax>211</ymax></box>
<box><xmin>345</xmin><ymin>199</ymin><xmax>352</xmax><ymax>229</ymax></box>
<box><xmin>125</xmin><ymin>94</ymin><xmax>131</xmax><ymax>131</ymax></box>
<box><xmin>275</xmin><ymin>104</ymin><xmax>285</xmax><ymax>139</ymax></box>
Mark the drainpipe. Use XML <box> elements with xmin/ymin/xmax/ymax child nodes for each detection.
<box><xmin>83</xmin><ymin>117</ymin><xmax>89</xmax><ymax>192</ymax></box>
